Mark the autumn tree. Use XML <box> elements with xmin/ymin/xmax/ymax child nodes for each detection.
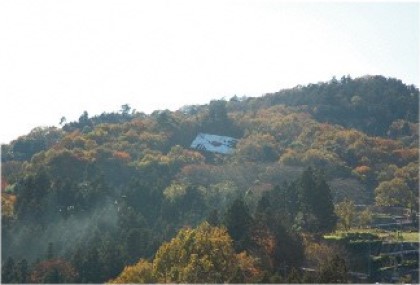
<box><xmin>375</xmin><ymin>178</ymin><xmax>413</xmax><ymax>207</ymax></box>
<box><xmin>153</xmin><ymin>222</ymin><xmax>238</xmax><ymax>283</ymax></box>
<box><xmin>111</xmin><ymin>222</ymin><xmax>260</xmax><ymax>283</ymax></box>
<box><xmin>357</xmin><ymin>207</ymin><xmax>373</xmax><ymax>228</ymax></box>
<box><xmin>253</xmin><ymin>190</ymin><xmax>305</xmax><ymax>273</ymax></box>
<box><xmin>304</xmin><ymin>240</ymin><xmax>349</xmax><ymax>283</ymax></box>
<box><xmin>109</xmin><ymin>259</ymin><xmax>156</xmax><ymax>283</ymax></box>
<box><xmin>335</xmin><ymin>198</ymin><xmax>356</xmax><ymax>231</ymax></box>
<box><xmin>30</xmin><ymin>259</ymin><xmax>78</xmax><ymax>283</ymax></box>
<box><xmin>318</xmin><ymin>254</ymin><xmax>348</xmax><ymax>283</ymax></box>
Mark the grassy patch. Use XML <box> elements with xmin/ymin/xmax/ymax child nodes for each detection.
<box><xmin>324</xmin><ymin>229</ymin><xmax>419</xmax><ymax>243</ymax></box>
<box><xmin>323</xmin><ymin>234</ymin><xmax>343</xmax><ymax>240</ymax></box>
<box><xmin>401</xmin><ymin>232</ymin><xmax>419</xmax><ymax>242</ymax></box>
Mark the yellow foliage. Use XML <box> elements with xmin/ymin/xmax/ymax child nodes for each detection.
<box><xmin>1</xmin><ymin>194</ymin><xmax>16</xmax><ymax>217</ymax></box>
<box><xmin>111</xmin><ymin>222</ymin><xmax>261</xmax><ymax>283</ymax></box>
<box><xmin>109</xmin><ymin>260</ymin><xmax>155</xmax><ymax>283</ymax></box>
<box><xmin>153</xmin><ymin>222</ymin><xmax>237</xmax><ymax>283</ymax></box>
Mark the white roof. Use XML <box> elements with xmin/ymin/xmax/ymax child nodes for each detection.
<box><xmin>190</xmin><ymin>133</ymin><xmax>238</xmax><ymax>154</ymax></box>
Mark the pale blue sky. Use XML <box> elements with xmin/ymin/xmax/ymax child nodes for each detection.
<box><xmin>0</xmin><ymin>1</ymin><xmax>418</xmax><ymax>144</ymax></box>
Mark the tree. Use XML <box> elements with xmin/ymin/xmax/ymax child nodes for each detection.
<box><xmin>59</xmin><ymin>116</ymin><xmax>67</xmax><ymax>126</ymax></box>
<box><xmin>224</xmin><ymin>199</ymin><xmax>253</xmax><ymax>251</ymax></box>
<box><xmin>2</xmin><ymin>257</ymin><xmax>17</xmax><ymax>283</ymax></box>
<box><xmin>120</xmin><ymin>104</ymin><xmax>131</xmax><ymax>116</ymax></box>
<box><xmin>202</xmin><ymin>100</ymin><xmax>241</xmax><ymax>136</ymax></box>
<box><xmin>124</xmin><ymin>228</ymin><xmax>150</xmax><ymax>263</ymax></box>
<box><xmin>298</xmin><ymin>168</ymin><xmax>337</xmax><ymax>233</ymax></box>
<box><xmin>14</xmin><ymin>170</ymin><xmax>51</xmax><ymax>222</ymax></box>
<box><xmin>253</xmin><ymin>189</ymin><xmax>305</xmax><ymax>272</ymax></box>
<box><xmin>335</xmin><ymin>198</ymin><xmax>356</xmax><ymax>231</ymax></box>
<box><xmin>46</xmin><ymin>242</ymin><xmax>54</xmax><ymax>260</ymax></box>
<box><xmin>207</xmin><ymin>209</ymin><xmax>220</xmax><ymax>226</ymax></box>
<box><xmin>375</xmin><ymin>178</ymin><xmax>413</xmax><ymax>207</ymax></box>
<box><xmin>318</xmin><ymin>254</ymin><xmax>348</xmax><ymax>283</ymax></box>
<box><xmin>30</xmin><ymin>259</ymin><xmax>78</xmax><ymax>283</ymax></box>
<box><xmin>208</xmin><ymin>100</ymin><xmax>228</xmax><ymax>123</ymax></box>
<box><xmin>311</xmin><ymin>176</ymin><xmax>337</xmax><ymax>233</ymax></box>
<box><xmin>112</xmin><ymin>222</ymin><xmax>260</xmax><ymax>283</ymax></box>
<box><xmin>78</xmin><ymin>111</ymin><xmax>90</xmax><ymax>126</ymax></box>
<box><xmin>78</xmin><ymin>247</ymin><xmax>103</xmax><ymax>283</ymax></box>
<box><xmin>286</xmin><ymin>267</ymin><xmax>302</xmax><ymax>283</ymax></box>
<box><xmin>153</xmin><ymin>222</ymin><xmax>239</xmax><ymax>283</ymax></box>
<box><xmin>357</xmin><ymin>207</ymin><xmax>373</xmax><ymax>228</ymax></box>
<box><xmin>109</xmin><ymin>259</ymin><xmax>156</xmax><ymax>283</ymax></box>
<box><xmin>16</xmin><ymin>259</ymin><xmax>29</xmax><ymax>283</ymax></box>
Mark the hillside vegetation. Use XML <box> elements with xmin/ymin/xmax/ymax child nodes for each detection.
<box><xmin>1</xmin><ymin>75</ymin><xmax>418</xmax><ymax>283</ymax></box>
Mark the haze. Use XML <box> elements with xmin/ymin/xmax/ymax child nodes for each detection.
<box><xmin>0</xmin><ymin>0</ymin><xmax>418</xmax><ymax>144</ymax></box>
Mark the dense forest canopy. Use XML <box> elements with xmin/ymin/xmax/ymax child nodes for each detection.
<box><xmin>1</xmin><ymin>75</ymin><xmax>419</xmax><ymax>283</ymax></box>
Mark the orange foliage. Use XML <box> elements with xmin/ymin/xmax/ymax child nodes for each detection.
<box><xmin>255</xmin><ymin>231</ymin><xmax>276</xmax><ymax>256</ymax></box>
<box><xmin>392</xmin><ymin>148</ymin><xmax>418</xmax><ymax>163</ymax></box>
<box><xmin>30</xmin><ymin>259</ymin><xmax>78</xmax><ymax>283</ymax></box>
<box><xmin>374</xmin><ymin>138</ymin><xmax>401</xmax><ymax>152</ymax></box>
<box><xmin>236</xmin><ymin>252</ymin><xmax>262</xmax><ymax>281</ymax></box>
<box><xmin>353</xmin><ymin>165</ymin><xmax>371</xmax><ymax>175</ymax></box>
<box><xmin>113</xmin><ymin>151</ymin><xmax>132</xmax><ymax>162</ymax></box>
<box><xmin>130</xmin><ymin>118</ymin><xmax>147</xmax><ymax>130</ymax></box>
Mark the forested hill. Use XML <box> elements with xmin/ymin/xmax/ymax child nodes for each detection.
<box><xmin>1</xmin><ymin>75</ymin><xmax>419</xmax><ymax>283</ymax></box>
<box><xmin>231</xmin><ymin>75</ymin><xmax>418</xmax><ymax>136</ymax></box>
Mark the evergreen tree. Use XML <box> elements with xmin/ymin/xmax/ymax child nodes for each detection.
<box><xmin>43</xmin><ymin>268</ymin><xmax>61</xmax><ymax>283</ymax></box>
<box><xmin>46</xmin><ymin>242</ymin><xmax>54</xmax><ymax>260</ymax></box>
<box><xmin>206</xmin><ymin>209</ymin><xmax>220</xmax><ymax>226</ymax></box>
<box><xmin>318</xmin><ymin>254</ymin><xmax>348</xmax><ymax>283</ymax></box>
<box><xmin>286</xmin><ymin>267</ymin><xmax>302</xmax><ymax>283</ymax></box>
<box><xmin>2</xmin><ymin>257</ymin><xmax>17</xmax><ymax>283</ymax></box>
<box><xmin>312</xmin><ymin>177</ymin><xmax>337</xmax><ymax>233</ymax></box>
<box><xmin>297</xmin><ymin>168</ymin><xmax>337</xmax><ymax>233</ymax></box>
<box><xmin>16</xmin><ymin>259</ymin><xmax>29</xmax><ymax>283</ymax></box>
<box><xmin>224</xmin><ymin>199</ymin><xmax>253</xmax><ymax>251</ymax></box>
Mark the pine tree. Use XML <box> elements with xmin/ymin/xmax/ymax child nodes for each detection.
<box><xmin>16</xmin><ymin>259</ymin><xmax>29</xmax><ymax>283</ymax></box>
<box><xmin>2</xmin><ymin>257</ymin><xmax>17</xmax><ymax>283</ymax></box>
<box><xmin>224</xmin><ymin>199</ymin><xmax>253</xmax><ymax>251</ymax></box>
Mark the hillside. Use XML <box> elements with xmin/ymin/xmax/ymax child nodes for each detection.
<box><xmin>1</xmin><ymin>75</ymin><xmax>419</xmax><ymax>283</ymax></box>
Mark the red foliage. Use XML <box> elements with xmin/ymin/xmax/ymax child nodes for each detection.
<box><xmin>1</xmin><ymin>177</ymin><xmax>8</xmax><ymax>192</ymax></box>
<box><xmin>30</xmin><ymin>259</ymin><xmax>78</xmax><ymax>283</ymax></box>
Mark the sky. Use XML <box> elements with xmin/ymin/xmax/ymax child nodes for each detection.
<box><xmin>0</xmin><ymin>0</ymin><xmax>418</xmax><ymax>144</ymax></box>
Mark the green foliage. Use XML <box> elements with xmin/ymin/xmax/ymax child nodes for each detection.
<box><xmin>335</xmin><ymin>198</ymin><xmax>356</xmax><ymax>231</ymax></box>
<box><xmin>224</xmin><ymin>199</ymin><xmax>254</xmax><ymax>251</ymax></box>
<box><xmin>297</xmin><ymin>168</ymin><xmax>337</xmax><ymax>233</ymax></box>
<box><xmin>264</xmin><ymin>75</ymin><xmax>419</xmax><ymax>136</ymax></box>
<box><xmin>318</xmin><ymin>254</ymin><xmax>348</xmax><ymax>283</ymax></box>
<box><xmin>375</xmin><ymin>178</ymin><xmax>413</xmax><ymax>207</ymax></box>
<box><xmin>2</xmin><ymin>257</ymin><xmax>17</xmax><ymax>283</ymax></box>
